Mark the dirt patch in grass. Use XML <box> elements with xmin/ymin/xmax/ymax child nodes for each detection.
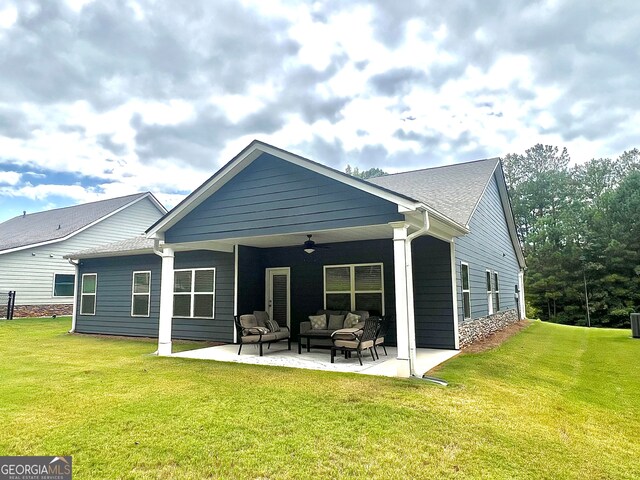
<box><xmin>462</xmin><ymin>319</ymin><xmax>533</xmax><ymax>354</ymax></box>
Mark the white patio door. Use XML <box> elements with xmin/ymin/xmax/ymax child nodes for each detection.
<box><xmin>266</xmin><ymin>268</ymin><xmax>290</xmax><ymax>328</ymax></box>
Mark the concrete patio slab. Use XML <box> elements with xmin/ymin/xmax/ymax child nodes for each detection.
<box><xmin>171</xmin><ymin>342</ymin><xmax>459</xmax><ymax>377</ymax></box>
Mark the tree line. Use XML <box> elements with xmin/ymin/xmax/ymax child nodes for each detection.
<box><xmin>502</xmin><ymin>145</ymin><xmax>640</xmax><ymax>327</ymax></box>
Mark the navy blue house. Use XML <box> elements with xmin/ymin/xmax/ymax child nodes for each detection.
<box><xmin>67</xmin><ymin>141</ymin><xmax>526</xmax><ymax>377</ymax></box>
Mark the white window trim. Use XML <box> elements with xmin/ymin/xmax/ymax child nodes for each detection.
<box><xmin>173</xmin><ymin>267</ymin><xmax>216</xmax><ymax>319</ymax></box>
<box><xmin>461</xmin><ymin>262</ymin><xmax>471</xmax><ymax>319</ymax></box>
<box><xmin>131</xmin><ymin>271</ymin><xmax>151</xmax><ymax>318</ymax></box>
<box><xmin>80</xmin><ymin>273</ymin><xmax>97</xmax><ymax>316</ymax></box>
<box><xmin>52</xmin><ymin>272</ymin><xmax>75</xmax><ymax>298</ymax></box>
<box><xmin>486</xmin><ymin>269</ymin><xmax>494</xmax><ymax>315</ymax></box>
<box><xmin>323</xmin><ymin>262</ymin><xmax>385</xmax><ymax>314</ymax></box>
<box><xmin>494</xmin><ymin>272</ymin><xmax>500</xmax><ymax>312</ymax></box>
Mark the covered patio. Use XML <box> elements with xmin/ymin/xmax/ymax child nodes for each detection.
<box><xmin>172</xmin><ymin>341</ymin><xmax>459</xmax><ymax>377</ymax></box>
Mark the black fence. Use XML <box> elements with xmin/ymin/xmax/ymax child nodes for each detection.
<box><xmin>0</xmin><ymin>291</ymin><xmax>16</xmax><ymax>319</ymax></box>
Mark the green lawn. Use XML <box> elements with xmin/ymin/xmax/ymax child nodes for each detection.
<box><xmin>1</xmin><ymin>318</ymin><xmax>639</xmax><ymax>479</ymax></box>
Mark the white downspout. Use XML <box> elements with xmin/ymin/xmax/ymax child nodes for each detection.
<box><xmin>404</xmin><ymin>210</ymin><xmax>430</xmax><ymax>377</ymax></box>
<box><xmin>67</xmin><ymin>258</ymin><xmax>79</xmax><ymax>333</ymax></box>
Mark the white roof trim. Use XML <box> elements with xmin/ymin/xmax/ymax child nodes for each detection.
<box><xmin>147</xmin><ymin>140</ymin><xmax>425</xmax><ymax>237</ymax></box>
<box><xmin>0</xmin><ymin>193</ymin><xmax>163</xmax><ymax>256</ymax></box>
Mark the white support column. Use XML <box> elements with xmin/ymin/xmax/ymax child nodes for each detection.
<box><xmin>157</xmin><ymin>246</ymin><xmax>175</xmax><ymax>356</ymax></box>
<box><xmin>450</xmin><ymin>240</ymin><xmax>460</xmax><ymax>349</ymax></box>
<box><xmin>391</xmin><ymin>222</ymin><xmax>411</xmax><ymax>378</ymax></box>
<box><xmin>233</xmin><ymin>244</ymin><xmax>239</xmax><ymax>343</ymax></box>
<box><xmin>518</xmin><ymin>270</ymin><xmax>526</xmax><ymax>319</ymax></box>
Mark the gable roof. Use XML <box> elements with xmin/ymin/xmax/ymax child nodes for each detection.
<box><xmin>0</xmin><ymin>192</ymin><xmax>166</xmax><ymax>254</ymax></box>
<box><xmin>145</xmin><ymin>140</ymin><xmax>522</xmax><ymax>267</ymax></box>
<box><xmin>146</xmin><ymin>140</ymin><xmax>469</xmax><ymax>238</ymax></box>
<box><xmin>367</xmin><ymin>158</ymin><xmax>500</xmax><ymax>227</ymax></box>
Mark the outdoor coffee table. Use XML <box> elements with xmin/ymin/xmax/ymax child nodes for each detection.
<box><xmin>298</xmin><ymin>332</ymin><xmax>330</xmax><ymax>354</ymax></box>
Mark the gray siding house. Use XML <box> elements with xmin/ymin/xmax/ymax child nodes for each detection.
<box><xmin>0</xmin><ymin>193</ymin><xmax>166</xmax><ymax>317</ymax></box>
<box><xmin>67</xmin><ymin>141</ymin><xmax>526</xmax><ymax>377</ymax></box>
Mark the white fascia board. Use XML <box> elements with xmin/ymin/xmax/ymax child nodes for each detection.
<box><xmin>0</xmin><ymin>194</ymin><xmax>154</xmax><ymax>257</ymax></box>
<box><xmin>147</xmin><ymin>140</ymin><xmax>424</xmax><ymax>237</ymax></box>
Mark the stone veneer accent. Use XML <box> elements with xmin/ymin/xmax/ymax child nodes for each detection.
<box><xmin>13</xmin><ymin>304</ymin><xmax>73</xmax><ymax>318</ymax></box>
<box><xmin>458</xmin><ymin>309</ymin><xmax>519</xmax><ymax>348</ymax></box>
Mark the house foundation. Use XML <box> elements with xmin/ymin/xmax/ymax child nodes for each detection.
<box><xmin>13</xmin><ymin>304</ymin><xmax>73</xmax><ymax>318</ymax></box>
<box><xmin>458</xmin><ymin>309</ymin><xmax>519</xmax><ymax>348</ymax></box>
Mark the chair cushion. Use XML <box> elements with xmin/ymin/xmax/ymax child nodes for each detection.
<box><xmin>309</xmin><ymin>314</ymin><xmax>327</xmax><ymax>330</ymax></box>
<box><xmin>375</xmin><ymin>336</ymin><xmax>384</xmax><ymax>345</ymax></box>
<box><xmin>331</xmin><ymin>327</ymin><xmax>362</xmax><ymax>341</ymax></box>
<box><xmin>273</xmin><ymin>330</ymin><xmax>290</xmax><ymax>340</ymax></box>
<box><xmin>239</xmin><ymin>314</ymin><xmax>257</xmax><ymax>329</ymax></box>
<box><xmin>253</xmin><ymin>311</ymin><xmax>269</xmax><ymax>327</ymax></box>
<box><xmin>264</xmin><ymin>318</ymin><xmax>281</xmax><ymax>332</ymax></box>
<box><xmin>334</xmin><ymin>339</ymin><xmax>374</xmax><ymax>349</ymax></box>
<box><xmin>343</xmin><ymin>312</ymin><xmax>361</xmax><ymax>328</ymax></box>
<box><xmin>328</xmin><ymin>314</ymin><xmax>345</xmax><ymax>330</ymax></box>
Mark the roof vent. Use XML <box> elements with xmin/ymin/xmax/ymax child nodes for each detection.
<box><xmin>57</xmin><ymin>224</ymin><xmax>61</xmax><ymax>230</ymax></box>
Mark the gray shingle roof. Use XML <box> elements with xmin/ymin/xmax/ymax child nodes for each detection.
<box><xmin>65</xmin><ymin>236</ymin><xmax>156</xmax><ymax>259</ymax></box>
<box><xmin>0</xmin><ymin>193</ymin><xmax>151</xmax><ymax>252</ymax></box>
<box><xmin>367</xmin><ymin>158</ymin><xmax>499</xmax><ymax>226</ymax></box>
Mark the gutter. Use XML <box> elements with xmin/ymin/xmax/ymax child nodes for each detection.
<box><xmin>405</xmin><ymin>209</ymin><xmax>430</xmax><ymax>377</ymax></box>
<box><xmin>67</xmin><ymin>258</ymin><xmax>79</xmax><ymax>333</ymax></box>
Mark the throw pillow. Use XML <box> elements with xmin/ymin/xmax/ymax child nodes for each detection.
<box><xmin>264</xmin><ymin>318</ymin><xmax>281</xmax><ymax>332</ymax></box>
<box><xmin>309</xmin><ymin>314</ymin><xmax>327</xmax><ymax>330</ymax></box>
<box><xmin>343</xmin><ymin>312</ymin><xmax>361</xmax><ymax>328</ymax></box>
<box><xmin>328</xmin><ymin>314</ymin><xmax>345</xmax><ymax>330</ymax></box>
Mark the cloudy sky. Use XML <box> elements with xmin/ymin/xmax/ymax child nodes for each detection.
<box><xmin>0</xmin><ymin>0</ymin><xmax>638</xmax><ymax>223</ymax></box>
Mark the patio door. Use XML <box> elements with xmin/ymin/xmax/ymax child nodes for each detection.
<box><xmin>266</xmin><ymin>268</ymin><xmax>290</xmax><ymax>328</ymax></box>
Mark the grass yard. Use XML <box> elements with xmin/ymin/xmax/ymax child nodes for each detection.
<box><xmin>1</xmin><ymin>318</ymin><xmax>639</xmax><ymax>479</ymax></box>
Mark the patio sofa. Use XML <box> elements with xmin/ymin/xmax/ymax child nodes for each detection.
<box><xmin>299</xmin><ymin>310</ymin><xmax>370</xmax><ymax>349</ymax></box>
<box><xmin>234</xmin><ymin>311</ymin><xmax>291</xmax><ymax>356</ymax></box>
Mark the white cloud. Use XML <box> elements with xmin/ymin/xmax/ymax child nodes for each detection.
<box><xmin>0</xmin><ymin>171</ymin><xmax>20</xmax><ymax>185</ymax></box>
<box><xmin>0</xmin><ymin>0</ymin><xmax>636</xmax><ymax>217</ymax></box>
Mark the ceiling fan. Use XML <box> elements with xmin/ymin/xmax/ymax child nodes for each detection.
<box><xmin>303</xmin><ymin>234</ymin><xmax>329</xmax><ymax>254</ymax></box>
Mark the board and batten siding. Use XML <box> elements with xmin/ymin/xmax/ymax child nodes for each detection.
<box><xmin>165</xmin><ymin>153</ymin><xmax>404</xmax><ymax>243</ymax></box>
<box><xmin>454</xmin><ymin>173</ymin><xmax>520</xmax><ymax>321</ymax></box>
<box><xmin>75</xmin><ymin>250</ymin><xmax>235</xmax><ymax>342</ymax></box>
<box><xmin>411</xmin><ymin>236</ymin><xmax>456</xmax><ymax>349</ymax></box>
<box><xmin>0</xmin><ymin>197</ymin><xmax>164</xmax><ymax>306</ymax></box>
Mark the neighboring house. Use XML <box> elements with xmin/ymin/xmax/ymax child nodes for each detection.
<box><xmin>0</xmin><ymin>193</ymin><xmax>167</xmax><ymax>318</ymax></box>
<box><xmin>66</xmin><ymin>141</ymin><xmax>526</xmax><ymax>377</ymax></box>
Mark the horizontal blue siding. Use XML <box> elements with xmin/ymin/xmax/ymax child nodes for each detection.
<box><xmin>75</xmin><ymin>250</ymin><xmax>234</xmax><ymax>342</ymax></box>
<box><xmin>412</xmin><ymin>236</ymin><xmax>456</xmax><ymax>349</ymax></box>
<box><xmin>165</xmin><ymin>153</ymin><xmax>403</xmax><ymax>243</ymax></box>
<box><xmin>75</xmin><ymin>255</ymin><xmax>161</xmax><ymax>337</ymax></box>
<box><xmin>455</xmin><ymin>174</ymin><xmax>520</xmax><ymax>321</ymax></box>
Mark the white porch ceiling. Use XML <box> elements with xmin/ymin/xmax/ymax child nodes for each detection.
<box><xmin>214</xmin><ymin>224</ymin><xmax>395</xmax><ymax>249</ymax></box>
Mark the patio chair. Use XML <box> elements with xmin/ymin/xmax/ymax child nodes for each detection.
<box><xmin>373</xmin><ymin>316</ymin><xmax>390</xmax><ymax>360</ymax></box>
<box><xmin>330</xmin><ymin>317</ymin><xmax>379</xmax><ymax>366</ymax></box>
